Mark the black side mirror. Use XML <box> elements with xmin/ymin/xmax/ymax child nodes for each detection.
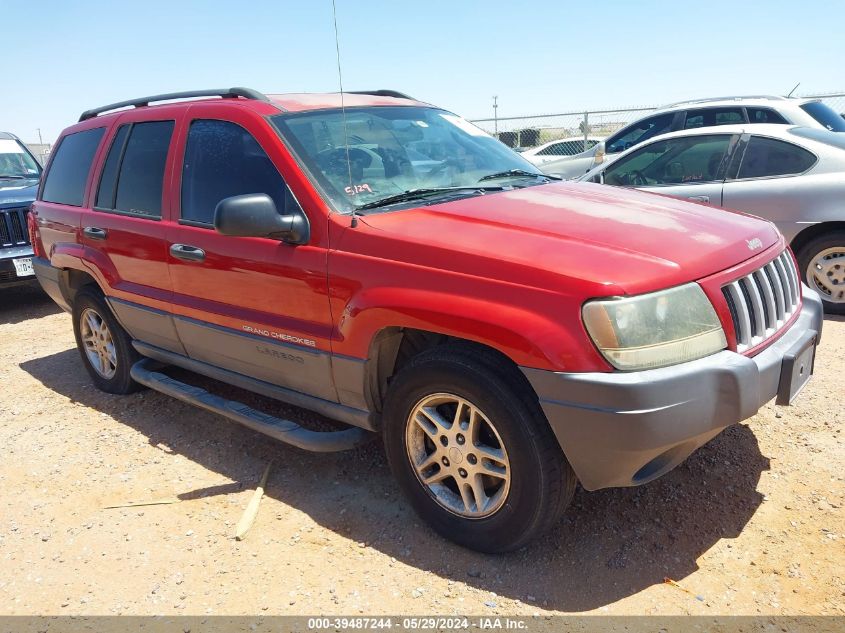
<box><xmin>213</xmin><ymin>193</ymin><xmax>309</xmax><ymax>244</ymax></box>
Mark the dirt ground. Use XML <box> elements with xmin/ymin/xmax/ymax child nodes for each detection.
<box><xmin>1</xmin><ymin>283</ymin><xmax>843</xmax><ymax>617</ymax></box>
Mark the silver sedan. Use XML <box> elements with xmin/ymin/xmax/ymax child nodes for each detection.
<box><xmin>577</xmin><ymin>124</ymin><xmax>845</xmax><ymax>313</ymax></box>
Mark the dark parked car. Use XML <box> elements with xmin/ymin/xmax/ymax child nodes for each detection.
<box><xmin>0</xmin><ymin>131</ymin><xmax>42</xmax><ymax>287</ymax></box>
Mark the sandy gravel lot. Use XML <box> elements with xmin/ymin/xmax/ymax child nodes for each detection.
<box><xmin>1</xmin><ymin>284</ymin><xmax>843</xmax><ymax>617</ymax></box>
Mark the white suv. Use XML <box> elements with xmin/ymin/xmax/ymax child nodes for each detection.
<box><xmin>542</xmin><ymin>96</ymin><xmax>845</xmax><ymax>179</ymax></box>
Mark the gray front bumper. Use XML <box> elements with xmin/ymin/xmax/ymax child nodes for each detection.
<box><xmin>522</xmin><ymin>287</ymin><xmax>824</xmax><ymax>491</ymax></box>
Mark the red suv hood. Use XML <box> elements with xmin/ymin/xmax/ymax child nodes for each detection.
<box><xmin>358</xmin><ymin>181</ymin><xmax>781</xmax><ymax>296</ymax></box>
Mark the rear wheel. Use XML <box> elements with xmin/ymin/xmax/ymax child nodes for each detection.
<box><xmin>797</xmin><ymin>231</ymin><xmax>845</xmax><ymax>315</ymax></box>
<box><xmin>383</xmin><ymin>345</ymin><xmax>576</xmax><ymax>553</ymax></box>
<box><xmin>72</xmin><ymin>287</ymin><xmax>142</xmax><ymax>394</ymax></box>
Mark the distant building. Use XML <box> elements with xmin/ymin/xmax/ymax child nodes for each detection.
<box><xmin>25</xmin><ymin>143</ymin><xmax>51</xmax><ymax>166</ymax></box>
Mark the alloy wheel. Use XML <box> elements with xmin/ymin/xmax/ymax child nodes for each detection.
<box><xmin>79</xmin><ymin>307</ymin><xmax>117</xmax><ymax>379</ymax></box>
<box><xmin>405</xmin><ymin>393</ymin><xmax>511</xmax><ymax>518</ymax></box>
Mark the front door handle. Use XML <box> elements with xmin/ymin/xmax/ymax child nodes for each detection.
<box><xmin>170</xmin><ymin>243</ymin><xmax>206</xmax><ymax>263</ymax></box>
<box><xmin>83</xmin><ymin>226</ymin><xmax>108</xmax><ymax>240</ymax></box>
<box><xmin>688</xmin><ymin>195</ymin><xmax>710</xmax><ymax>203</ymax></box>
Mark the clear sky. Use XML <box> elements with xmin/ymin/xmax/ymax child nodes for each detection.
<box><xmin>3</xmin><ymin>0</ymin><xmax>843</xmax><ymax>144</ymax></box>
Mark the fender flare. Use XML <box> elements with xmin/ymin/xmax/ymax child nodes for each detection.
<box><xmin>336</xmin><ymin>286</ymin><xmax>591</xmax><ymax>371</ymax></box>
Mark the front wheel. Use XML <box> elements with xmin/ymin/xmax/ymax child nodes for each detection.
<box><xmin>797</xmin><ymin>231</ymin><xmax>845</xmax><ymax>315</ymax></box>
<box><xmin>383</xmin><ymin>346</ymin><xmax>576</xmax><ymax>553</ymax></box>
<box><xmin>72</xmin><ymin>287</ymin><xmax>142</xmax><ymax>394</ymax></box>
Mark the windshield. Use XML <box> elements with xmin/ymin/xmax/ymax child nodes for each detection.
<box><xmin>0</xmin><ymin>139</ymin><xmax>40</xmax><ymax>179</ymax></box>
<box><xmin>271</xmin><ymin>107</ymin><xmax>546</xmax><ymax>212</ymax></box>
<box><xmin>605</xmin><ymin>113</ymin><xmax>675</xmax><ymax>154</ymax></box>
<box><xmin>800</xmin><ymin>101</ymin><xmax>845</xmax><ymax>132</ymax></box>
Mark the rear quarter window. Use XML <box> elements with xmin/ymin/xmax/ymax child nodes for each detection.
<box><xmin>40</xmin><ymin>128</ymin><xmax>106</xmax><ymax>206</ymax></box>
<box><xmin>736</xmin><ymin>136</ymin><xmax>817</xmax><ymax>179</ymax></box>
<box><xmin>747</xmin><ymin>108</ymin><xmax>788</xmax><ymax>124</ymax></box>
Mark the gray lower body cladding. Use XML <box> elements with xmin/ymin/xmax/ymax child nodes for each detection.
<box><xmin>106</xmin><ymin>297</ymin><xmax>338</xmax><ymax>400</ymax></box>
<box><xmin>522</xmin><ymin>287</ymin><xmax>824</xmax><ymax>491</ymax></box>
<box><xmin>32</xmin><ymin>257</ymin><xmax>376</xmax><ymax>432</ymax></box>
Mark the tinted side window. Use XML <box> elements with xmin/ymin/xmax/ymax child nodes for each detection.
<box><xmin>606</xmin><ymin>113</ymin><xmax>674</xmax><ymax>154</ymax></box>
<box><xmin>736</xmin><ymin>136</ymin><xmax>816</xmax><ymax>179</ymax></box>
<box><xmin>684</xmin><ymin>107</ymin><xmax>744</xmax><ymax>129</ymax></box>
<box><xmin>603</xmin><ymin>135</ymin><xmax>732</xmax><ymax>187</ymax></box>
<box><xmin>747</xmin><ymin>108</ymin><xmax>788</xmax><ymax>124</ymax></box>
<box><xmin>41</xmin><ymin>128</ymin><xmax>105</xmax><ymax>206</ymax></box>
<box><xmin>95</xmin><ymin>124</ymin><xmax>130</xmax><ymax>209</ymax></box>
<box><xmin>181</xmin><ymin>120</ymin><xmax>293</xmax><ymax>224</ymax></box>
<box><xmin>110</xmin><ymin>121</ymin><xmax>174</xmax><ymax>217</ymax></box>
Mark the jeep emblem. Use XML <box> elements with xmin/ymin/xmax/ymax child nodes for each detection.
<box><xmin>746</xmin><ymin>238</ymin><xmax>763</xmax><ymax>251</ymax></box>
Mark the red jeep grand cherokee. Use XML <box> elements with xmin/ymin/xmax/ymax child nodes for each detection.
<box><xmin>30</xmin><ymin>88</ymin><xmax>823</xmax><ymax>552</ymax></box>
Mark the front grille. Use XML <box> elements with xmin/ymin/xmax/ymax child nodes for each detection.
<box><xmin>722</xmin><ymin>250</ymin><xmax>800</xmax><ymax>353</ymax></box>
<box><xmin>0</xmin><ymin>207</ymin><xmax>31</xmax><ymax>247</ymax></box>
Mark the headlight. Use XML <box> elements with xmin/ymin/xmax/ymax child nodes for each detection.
<box><xmin>582</xmin><ymin>283</ymin><xmax>727</xmax><ymax>371</ymax></box>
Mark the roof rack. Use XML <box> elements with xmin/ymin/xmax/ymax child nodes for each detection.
<box><xmin>347</xmin><ymin>89</ymin><xmax>414</xmax><ymax>100</ymax></box>
<box><xmin>78</xmin><ymin>87</ymin><xmax>270</xmax><ymax>122</ymax></box>
<box><xmin>661</xmin><ymin>95</ymin><xmax>787</xmax><ymax>109</ymax></box>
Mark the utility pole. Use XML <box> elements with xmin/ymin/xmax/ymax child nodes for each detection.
<box><xmin>492</xmin><ymin>96</ymin><xmax>498</xmax><ymax>137</ymax></box>
<box><xmin>37</xmin><ymin>128</ymin><xmax>43</xmax><ymax>145</ymax></box>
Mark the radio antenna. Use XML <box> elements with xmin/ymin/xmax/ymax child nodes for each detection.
<box><xmin>331</xmin><ymin>0</ymin><xmax>358</xmax><ymax>228</ymax></box>
<box><xmin>786</xmin><ymin>82</ymin><xmax>801</xmax><ymax>98</ymax></box>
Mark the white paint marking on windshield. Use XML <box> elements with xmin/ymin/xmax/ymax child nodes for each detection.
<box><xmin>439</xmin><ymin>114</ymin><xmax>489</xmax><ymax>137</ymax></box>
<box><xmin>0</xmin><ymin>140</ymin><xmax>25</xmax><ymax>154</ymax></box>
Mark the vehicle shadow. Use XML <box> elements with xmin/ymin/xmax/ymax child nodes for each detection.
<box><xmin>0</xmin><ymin>283</ymin><xmax>59</xmax><ymax>325</ymax></box>
<box><xmin>20</xmin><ymin>349</ymin><xmax>768</xmax><ymax>612</ymax></box>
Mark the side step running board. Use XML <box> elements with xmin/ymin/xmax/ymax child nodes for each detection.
<box><xmin>130</xmin><ymin>359</ymin><xmax>374</xmax><ymax>452</ymax></box>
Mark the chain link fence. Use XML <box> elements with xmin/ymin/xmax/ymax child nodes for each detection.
<box><xmin>470</xmin><ymin>93</ymin><xmax>845</xmax><ymax>150</ymax></box>
<box><xmin>815</xmin><ymin>92</ymin><xmax>845</xmax><ymax>114</ymax></box>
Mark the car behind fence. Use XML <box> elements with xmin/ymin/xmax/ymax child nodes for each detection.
<box><xmin>470</xmin><ymin>93</ymin><xmax>845</xmax><ymax>149</ymax></box>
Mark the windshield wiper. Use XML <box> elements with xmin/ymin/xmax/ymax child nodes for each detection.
<box><xmin>478</xmin><ymin>169</ymin><xmax>560</xmax><ymax>182</ymax></box>
<box><xmin>0</xmin><ymin>175</ymin><xmax>27</xmax><ymax>180</ymax></box>
<box><xmin>355</xmin><ymin>186</ymin><xmax>505</xmax><ymax>211</ymax></box>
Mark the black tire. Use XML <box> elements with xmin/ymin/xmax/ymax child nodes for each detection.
<box><xmin>72</xmin><ymin>286</ymin><xmax>142</xmax><ymax>394</ymax></box>
<box><xmin>796</xmin><ymin>231</ymin><xmax>845</xmax><ymax>315</ymax></box>
<box><xmin>382</xmin><ymin>345</ymin><xmax>577</xmax><ymax>553</ymax></box>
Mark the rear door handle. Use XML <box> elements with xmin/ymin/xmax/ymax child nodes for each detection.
<box><xmin>83</xmin><ymin>226</ymin><xmax>108</xmax><ymax>240</ymax></box>
<box><xmin>688</xmin><ymin>195</ymin><xmax>710</xmax><ymax>203</ymax></box>
<box><xmin>170</xmin><ymin>243</ymin><xmax>206</xmax><ymax>263</ymax></box>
